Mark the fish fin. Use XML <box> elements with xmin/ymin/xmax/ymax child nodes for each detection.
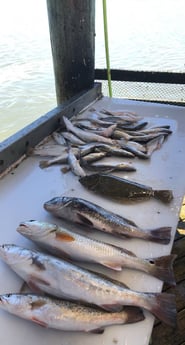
<box><xmin>89</xmin><ymin>328</ymin><xmax>104</xmax><ymax>334</ymax></box>
<box><xmin>32</xmin><ymin>256</ymin><xmax>46</xmax><ymax>270</ymax></box>
<box><xmin>122</xmin><ymin>306</ymin><xmax>145</xmax><ymax>323</ymax></box>
<box><xmin>55</xmin><ymin>231</ymin><xmax>75</xmax><ymax>242</ymax></box>
<box><xmin>120</xmin><ymin>247</ymin><xmax>137</xmax><ymax>257</ymax></box>
<box><xmin>147</xmin><ymin>226</ymin><xmax>171</xmax><ymax>244</ymax></box>
<box><xmin>31</xmin><ymin>300</ymin><xmax>47</xmax><ymax>310</ymax></box>
<box><xmin>28</xmin><ymin>277</ymin><xmax>50</xmax><ymax>293</ymax></box>
<box><xmin>146</xmin><ymin>254</ymin><xmax>177</xmax><ymax>286</ymax></box>
<box><xmin>76</xmin><ymin>212</ymin><xmax>94</xmax><ymax>227</ymax></box>
<box><xmin>154</xmin><ymin>190</ymin><xmax>173</xmax><ymax>203</ymax></box>
<box><xmin>39</xmin><ymin>160</ymin><xmax>49</xmax><ymax>169</ymax></box>
<box><xmin>61</xmin><ymin>166</ymin><xmax>70</xmax><ymax>174</ymax></box>
<box><xmin>150</xmin><ymin>292</ymin><xmax>176</xmax><ymax>327</ymax></box>
<box><xmin>101</xmin><ymin>262</ymin><xmax>122</xmax><ymax>271</ymax></box>
<box><xmin>32</xmin><ymin>316</ymin><xmax>48</xmax><ymax>328</ymax></box>
<box><xmin>101</xmin><ymin>304</ymin><xmax>123</xmax><ymax>312</ymax></box>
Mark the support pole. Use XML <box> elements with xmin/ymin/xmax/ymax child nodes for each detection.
<box><xmin>47</xmin><ymin>0</ymin><xmax>95</xmax><ymax>104</ymax></box>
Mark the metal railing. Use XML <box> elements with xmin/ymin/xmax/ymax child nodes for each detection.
<box><xmin>95</xmin><ymin>69</ymin><xmax>185</xmax><ymax>105</ymax></box>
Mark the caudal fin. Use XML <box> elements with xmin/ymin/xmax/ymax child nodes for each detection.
<box><xmin>154</xmin><ymin>190</ymin><xmax>173</xmax><ymax>203</ymax></box>
<box><xmin>151</xmin><ymin>292</ymin><xmax>176</xmax><ymax>327</ymax></box>
<box><xmin>147</xmin><ymin>226</ymin><xmax>172</xmax><ymax>244</ymax></box>
<box><xmin>122</xmin><ymin>306</ymin><xmax>145</xmax><ymax>324</ymax></box>
<box><xmin>146</xmin><ymin>254</ymin><xmax>177</xmax><ymax>286</ymax></box>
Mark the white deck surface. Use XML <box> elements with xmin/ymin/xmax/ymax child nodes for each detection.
<box><xmin>0</xmin><ymin>96</ymin><xmax>185</xmax><ymax>345</ymax></box>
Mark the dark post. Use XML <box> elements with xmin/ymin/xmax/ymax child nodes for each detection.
<box><xmin>46</xmin><ymin>0</ymin><xmax>95</xmax><ymax>104</ymax></box>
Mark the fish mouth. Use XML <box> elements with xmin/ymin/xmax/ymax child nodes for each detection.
<box><xmin>44</xmin><ymin>197</ymin><xmax>67</xmax><ymax>211</ymax></box>
<box><xmin>44</xmin><ymin>198</ymin><xmax>60</xmax><ymax>210</ymax></box>
<box><xmin>17</xmin><ymin>221</ymin><xmax>35</xmax><ymax>235</ymax></box>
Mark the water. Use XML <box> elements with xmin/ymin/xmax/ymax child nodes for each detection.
<box><xmin>0</xmin><ymin>0</ymin><xmax>185</xmax><ymax>142</ymax></box>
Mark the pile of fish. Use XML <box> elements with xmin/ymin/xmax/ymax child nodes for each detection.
<box><xmin>0</xmin><ymin>107</ymin><xmax>177</xmax><ymax>336</ymax></box>
<box><xmin>30</xmin><ymin>108</ymin><xmax>173</xmax><ymax>177</ymax></box>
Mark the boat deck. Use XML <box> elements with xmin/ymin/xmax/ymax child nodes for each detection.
<box><xmin>152</xmin><ymin>213</ymin><xmax>185</xmax><ymax>345</ymax></box>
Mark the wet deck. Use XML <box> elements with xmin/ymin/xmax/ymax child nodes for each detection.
<box><xmin>152</xmin><ymin>201</ymin><xmax>185</xmax><ymax>345</ymax></box>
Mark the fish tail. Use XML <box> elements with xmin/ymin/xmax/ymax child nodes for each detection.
<box><xmin>153</xmin><ymin>190</ymin><xmax>173</xmax><ymax>203</ymax></box>
<box><xmin>39</xmin><ymin>160</ymin><xmax>49</xmax><ymax>169</ymax></box>
<box><xmin>146</xmin><ymin>254</ymin><xmax>177</xmax><ymax>285</ymax></box>
<box><xmin>150</xmin><ymin>292</ymin><xmax>176</xmax><ymax>327</ymax></box>
<box><xmin>147</xmin><ymin>226</ymin><xmax>172</xmax><ymax>244</ymax></box>
<box><xmin>121</xmin><ymin>306</ymin><xmax>145</xmax><ymax>324</ymax></box>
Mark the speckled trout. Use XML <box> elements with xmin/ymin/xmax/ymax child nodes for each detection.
<box><xmin>17</xmin><ymin>220</ymin><xmax>176</xmax><ymax>285</ymax></box>
<box><xmin>44</xmin><ymin>196</ymin><xmax>172</xmax><ymax>244</ymax></box>
<box><xmin>0</xmin><ymin>293</ymin><xmax>144</xmax><ymax>332</ymax></box>
<box><xmin>0</xmin><ymin>244</ymin><xmax>176</xmax><ymax>326</ymax></box>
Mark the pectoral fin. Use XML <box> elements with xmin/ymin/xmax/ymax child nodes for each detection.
<box><xmin>32</xmin><ymin>316</ymin><xmax>48</xmax><ymax>328</ymax></box>
<box><xmin>101</xmin><ymin>261</ymin><xmax>122</xmax><ymax>271</ymax></box>
<box><xmin>55</xmin><ymin>231</ymin><xmax>75</xmax><ymax>242</ymax></box>
<box><xmin>101</xmin><ymin>304</ymin><xmax>123</xmax><ymax>312</ymax></box>
<box><xmin>89</xmin><ymin>328</ymin><xmax>104</xmax><ymax>334</ymax></box>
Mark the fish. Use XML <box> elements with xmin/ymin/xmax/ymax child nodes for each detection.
<box><xmin>31</xmin><ymin>145</ymin><xmax>66</xmax><ymax>157</ymax></box>
<box><xmin>62</xmin><ymin>131</ymin><xmax>86</xmax><ymax>146</ymax></box>
<box><xmin>0</xmin><ymin>293</ymin><xmax>144</xmax><ymax>332</ymax></box>
<box><xmin>93</xmin><ymin>124</ymin><xmax>117</xmax><ymax>138</ymax></box>
<box><xmin>67</xmin><ymin>146</ymin><xmax>86</xmax><ymax>177</ymax></box>
<box><xmin>83</xmin><ymin>162</ymin><xmax>136</xmax><ymax>173</ymax></box>
<box><xmin>0</xmin><ymin>244</ymin><xmax>176</xmax><ymax>326</ymax></box>
<box><xmin>17</xmin><ymin>220</ymin><xmax>176</xmax><ymax>284</ymax></box>
<box><xmin>129</xmin><ymin>132</ymin><xmax>169</xmax><ymax>143</ymax></box>
<box><xmin>100</xmin><ymin>109</ymin><xmax>142</xmax><ymax>122</ymax></box>
<box><xmin>117</xmin><ymin>121</ymin><xmax>148</xmax><ymax>131</ymax></box>
<box><xmin>119</xmin><ymin>141</ymin><xmax>148</xmax><ymax>159</ymax></box>
<box><xmin>39</xmin><ymin>147</ymin><xmax>79</xmax><ymax>169</ymax></box>
<box><xmin>94</xmin><ymin>143</ymin><xmax>135</xmax><ymax>158</ymax></box>
<box><xmin>80</xmin><ymin>152</ymin><xmax>108</xmax><ymax>165</ymax></box>
<box><xmin>63</xmin><ymin>116</ymin><xmax>114</xmax><ymax>144</ymax></box>
<box><xmin>43</xmin><ymin>196</ymin><xmax>172</xmax><ymax>244</ymax></box>
<box><xmin>52</xmin><ymin>132</ymin><xmax>66</xmax><ymax>146</ymax></box>
<box><xmin>79</xmin><ymin>174</ymin><xmax>174</xmax><ymax>204</ymax></box>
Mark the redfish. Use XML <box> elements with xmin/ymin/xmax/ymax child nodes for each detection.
<box><xmin>17</xmin><ymin>220</ymin><xmax>176</xmax><ymax>285</ymax></box>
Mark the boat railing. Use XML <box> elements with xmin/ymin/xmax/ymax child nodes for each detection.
<box><xmin>95</xmin><ymin>68</ymin><xmax>185</xmax><ymax>105</ymax></box>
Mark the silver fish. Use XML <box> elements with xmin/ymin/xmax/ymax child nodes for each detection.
<box><xmin>0</xmin><ymin>293</ymin><xmax>144</xmax><ymax>332</ymax></box>
<box><xmin>0</xmin><ymin>244</ymin><xmax>176</xmax><ymax>326</ymax></box>
<box><xmin>67</xmin><ymin>146</ymin><xmax>86</xmax><ymax>177</ymax></box>
<box><xmin>52</xmin><ymin>132</ymin><xmax>66</xmax><ymax>146</ymax></box>
<box><xmin>31</xmin><ymin>145</ymin><xmax>66</xmax><ymax>157</ymax></box>
<box><xmin>44</xmin><ymin>196</ymin><xmax>172</xmax><ymax>244</ymax></box>
<box><xmin>84</xmin><ymin>162</ymin><xmax>136</xmax><ymax>173</ymax></box>
<box><xmin>80</xmin><ymin>142</ymin><xmax>135</xmax><ymax>158</ymax></box>
<box><xmin>17</xmin><ymin>220</ymin><xmax>176</xmax><ymax>284</ymax></box>
<box><xmin>62</xmin><ymin>131</ymin><xmax>85</xmax><ymax>146</ymax></box>
<box><xmin>80</xmin><ymin>152</ymin><xmax>108</xmax><ymax>165</ymax></box>
<box><xmin>93</xmin><ymin>124</ymin><xmax>117</xmax><ymax>138</ymax></box>
<box><xmin>39</xmin><ymin>148</ymin><xmax>79</xmax><ymax>169</ymax></box>
<box><xmin>63</xmin><ymin>116</ymin><xmax>114</xmax><ymax>144</ymax></box>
